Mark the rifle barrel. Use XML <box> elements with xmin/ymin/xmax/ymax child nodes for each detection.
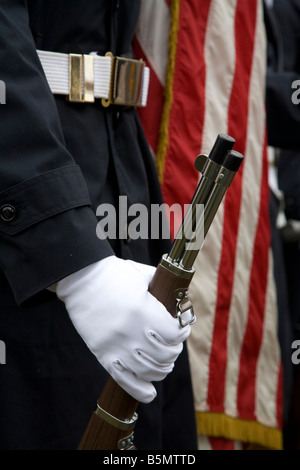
<box><xmin>77</xmin><ymin>135</ymin><xmax>244</xmax><ymax>451</ymax></box>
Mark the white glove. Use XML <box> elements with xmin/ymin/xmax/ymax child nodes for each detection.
<box><xmin>56</xmin><ymin>255</ymin><xmax>190</xmax><ymax>403</ymax></box>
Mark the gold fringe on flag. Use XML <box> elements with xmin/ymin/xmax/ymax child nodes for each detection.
<box><xmin>156</xmin><ymin>0</ymin><xmax>181</xmax><ymax>184</ymax></box>
<box><xmin>196</xmin><ymin>411</ymin><xmax>283</xmax><ymax>450</ymax></box>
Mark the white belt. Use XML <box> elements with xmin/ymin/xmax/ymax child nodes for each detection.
<box><xmin>37</xmin><ymin>49</ymin><xmax>150</xmax><ymax>107</ymax></box>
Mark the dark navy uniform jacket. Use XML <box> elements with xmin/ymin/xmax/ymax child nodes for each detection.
<box><xmin>265</xmin><ymin>0</ymin><xmax>300</xmax><ymax>436</ymax></box>
<box><xmin>0</xmin><ymin>0</ymin><xmax>197</xmax><ymax>450</ymax></box>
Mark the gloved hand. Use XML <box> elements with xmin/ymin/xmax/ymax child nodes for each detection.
<box><xmin>55</xmin><ymin>255</ymin><xmax>190</xmax><ymax>403</ymax></box>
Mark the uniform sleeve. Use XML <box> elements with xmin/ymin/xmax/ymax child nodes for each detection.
<box><xmin>266</xmin><ymin>70</ymin><xmax>300</xmax><ymax>150</ymax></box>
<box><xmin>0</xmin><ymin>0</ymin><xmax>113</xmax><ymax>305</ymax></box>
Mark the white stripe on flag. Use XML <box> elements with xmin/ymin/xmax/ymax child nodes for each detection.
<box><xmin>188</xmin><ymin>0</ymin><xmax>237</xmax><ymax>413</ymax></box>
<box><xmin>256</xmin><ymin>251</ymin><xmax>280</xmax><ymax>427</ymax></box>
<box><xmin>135</xmin><ymin>0</ymin><xmax>170</xmax><ymax>86</ymax></box>
<box><xmin>224</xmin><ymin>0</ymin><xmax>267</xmax><ymax>418</ymax></box>
<box><xmin>200</xmin><ymin>0</ymin><xmax>237</xmax><ymax>152</ymax></box>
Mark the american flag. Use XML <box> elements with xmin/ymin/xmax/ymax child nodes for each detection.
<box><xmin>134</xmin><ymin>0</ymin><xmax>283</xmax><ymax>450</ymax></box>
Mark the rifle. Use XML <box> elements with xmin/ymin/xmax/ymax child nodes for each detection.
<box><xmin>78</xmin><ymin>134</ymin><xmax>244</xmax><ymax>450</ymax></box>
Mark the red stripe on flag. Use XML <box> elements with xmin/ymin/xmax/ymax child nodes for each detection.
<box><xmin>236</xmin><ymin>133</ymin><xmax>272</xmax><ymax>420</ymax></box>
<box><xmin>133</xmin><ymin>38</ymin><xmax>165</xmax><ymax>154</ymax></box>
<box><xmin>209</xmin><ymin>436</ymin><xmax>235</xmax><ymax>450</ymax></box>
<box><xmin>161</xmin><ymin>0</ymin><xmax>212</xmax><ymax>223</ymax></box>
<box><xmin>207</xmin><ymin>0</ymin><xmax>258</xmax><ymax>412</ymax></box>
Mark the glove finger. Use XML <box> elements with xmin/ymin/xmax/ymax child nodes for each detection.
<box><xmin>111</xmin><ymin>360</ymin><xmax>157</xmax><ymax>403</ymax></box>
<box><xmin>144</xmin><ymin>291</ymin><xmax>192</xmax><ymax>341</ymax></box>
<box><xmin>113</xmin><ymin>350</ymin><xmax>175</xmax><ymax>383</ymax></box>
<box><xmin>147</xmin><ymin>314</ymin><xmax>191</xmax><ymax>345</ymax></box>
<box><xmin>133</xmin><ymin>349</ymin><xmax>176</xmax><ymax>381</ymax></box>
<box><xmin>143</xmin><ymin>333</ymin><xmax>184</xmax><ymax>364</ymax></box>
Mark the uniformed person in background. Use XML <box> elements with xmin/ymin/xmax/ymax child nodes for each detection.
<box><xmin>264</xmin><ymin>0</ymin><xmax>300</xmax><ymax>449</ymax></box>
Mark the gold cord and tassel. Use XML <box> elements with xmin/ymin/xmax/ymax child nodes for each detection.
<box><xmin>156</xmin><ymin>0</ymin><xmax>181</xmax><ymax>184</ymax></box>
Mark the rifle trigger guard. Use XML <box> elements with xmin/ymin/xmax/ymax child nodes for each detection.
<box><xmin>175</xmin><ymin>289</ymin><xmax>196</xmax><ymax>328</ymax></box>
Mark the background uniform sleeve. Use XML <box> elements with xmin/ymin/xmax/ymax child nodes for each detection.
<box><xmin>0</xmin><ymin>0</ymin><xmax>113</xmax><ymax>305</ymax></box>
<box><xmin>266</xmin><ymin>70</ymin><xmax>300</xmax><ymax>150</ymax></box>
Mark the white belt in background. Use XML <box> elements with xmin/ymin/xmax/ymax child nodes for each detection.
<box><xmin>37</xmin><ymin>49</ymin><xmax>150</xmax><ymax>107</ymax></box>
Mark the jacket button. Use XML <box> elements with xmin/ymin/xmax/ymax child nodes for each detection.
<box><xmin>0</xmin><ymin>204</ymin><xmax>16</xmax><ymax>222</ymax></box>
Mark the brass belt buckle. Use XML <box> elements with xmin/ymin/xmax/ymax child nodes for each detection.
<box><xmin>68</xmin><ymin>53</ymin><xmax>94</xmax><ymax>103</ymax></box>
<box><xmin>101</xmin><ymin>52</ymin><xmax>145</xmax><ymax>107</ymax></box>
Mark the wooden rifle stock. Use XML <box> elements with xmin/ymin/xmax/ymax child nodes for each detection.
<box><xmin>78</xmin><ymin>134</ymin><xmax>244</xmax><ymax>450</ymax></box>
<box><xmin>77</xmin><ymin>265</ymin><xmax>190</xmax><ymax>450</ymax></box>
